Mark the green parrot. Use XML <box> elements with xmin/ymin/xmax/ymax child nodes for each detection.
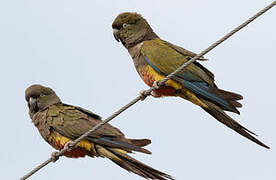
<box><xmin>112</xmin><ymin>12</ymin><xmax>269</xmax><ymax>149</ymax></box>
<box><xmin>25</xmin><ymin>84</ymin><xmax>173</xmax><ymax>180</ymax></box>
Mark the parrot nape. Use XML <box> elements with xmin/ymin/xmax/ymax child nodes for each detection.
<box><xmin>112</xmin><ymin>12</ymin><xmax>269</xmax><ymax>149</ymax></box>
<box><xmin>25</xmin><ymin>84</ymin><xmax>173</xmax><ymax>180</ymax></box>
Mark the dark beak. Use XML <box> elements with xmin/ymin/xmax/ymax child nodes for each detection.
<box><xmin>29</xmin><ymin>97</ymin><xmax>38</xmax><ymax>112</ymax></box>
<box><xmin>113</xmin><ymin>28</ymin><xmax>120</xmax><ymax>42</ymax></box>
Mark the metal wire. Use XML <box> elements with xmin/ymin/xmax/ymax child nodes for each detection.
<box><xmin>20</xmin><ymin>1</ymin><xmax>275</xmax><ymax>179</ymax></box>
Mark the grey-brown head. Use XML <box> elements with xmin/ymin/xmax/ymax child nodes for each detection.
<box><xmin>25</xmin><ymin>84</ymin><xmax>61</xmax><ymax>117</ymax></box>
<box><xmin>112</xmin><ymin>12</ymin><xmax>158</xmax><ymax>48</ymax></box>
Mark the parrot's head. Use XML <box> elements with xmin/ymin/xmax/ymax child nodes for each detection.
<box><xmin>25</xmin><ymin>84</ymin><xmax>61</xmax><ymax>117</ymax></box>
<box><xmin>112</xmin><ymin>12</ymin><xmax>158</xmax><ymax>48</ymax></box>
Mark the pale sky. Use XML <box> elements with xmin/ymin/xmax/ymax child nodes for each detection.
<box><xmin>0</xmin><ymin>0</ymin><xmax>275</xmax><ymax>180</ymax></box>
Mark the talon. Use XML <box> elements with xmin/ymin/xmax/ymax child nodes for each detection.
<box><xmin>139</xmin><ymin>90</ymin><xmax>148</xmax><ymax>101</ymax></box>
<box><xmin>51</xmin><ymin>151</ymin><xmax>59</xmax><ymax>162</ymax></box>
<box><xmin>152</xmin><ymin>81</ymin><xmax>161</xmax><ymax>89</ymax></box>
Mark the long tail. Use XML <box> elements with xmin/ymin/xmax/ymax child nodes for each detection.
<box><xmin>210</xmin><ymin>88</ymin><xmax>243</xmax><ymax>114</ymax></box>
<box><xmin>129</xmin><ymin>138</ymin><xmax>151</xmax><ymax>147</ymax></box>
<box><xmin>200</xmin><ymin>98</ymin><xmax>269</xmax><ymax>149</ymax></box>
<box><xmin>95</xmin><ymin>145</ymin><xmax>174</xmax><ymax>180</ymax></box>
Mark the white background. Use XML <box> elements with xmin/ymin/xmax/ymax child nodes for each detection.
<box><xmin>0</xmin><ymin>0</ymin><xmax>275</xmax><ymax>179</ymax></box>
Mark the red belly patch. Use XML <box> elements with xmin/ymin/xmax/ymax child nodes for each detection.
<box><xmin>53</xmin><ymin>139</ymin><xmax>89</xmax><ymax>158</ymax></box>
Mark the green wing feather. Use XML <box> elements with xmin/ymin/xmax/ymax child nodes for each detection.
<box><xmin>141</xmin><ymin>39</ymin><xmax>241</xmax><ymax>113</ymax></box>
<box><xmin>141</xmin><ymin>39</ymin><xmax>215</xmax><ymax>86</ymax></box>
<box><xmin>164</xmin><ymin>40</ymin><xmax>208</xmax><ymax>61</ymax></box>
<box><xmin>48</xmin><ymin>104</ymin><xmax>151</xmax><ymax>154</ymax></box>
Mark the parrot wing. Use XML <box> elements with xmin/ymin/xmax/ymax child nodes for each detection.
<box><xmin>141</xmin><ymin>39</ymin><xmax>214</xmax><ymax>85</ymax></box>
<box><xmin>164</xmin><ymin>40</ymin><xmax>208</xmax><ymax>61</ymax></box>
<box><xmin>70</xmin><ymin>104</ymin><xmax>102</xmax><ymax>119</ymax></box>
<box><xmin>51</xmin><ymin>104</ymin><xmax>151</xmax><ymax>154</ymax></box>
<box><xmin>141</xmin><ymin>39</ymin><xmax>240</xmax><ymax>113</ymax></box>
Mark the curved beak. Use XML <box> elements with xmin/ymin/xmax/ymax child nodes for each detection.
<box><xmin>29</xmin><ymin>97</ymin><xmax>38</xmax><ymax>112</ymax></box>
<box><xmin>113</xmin><ymin>28</ymin><xmax>120</xmax><ymax>42</ymax></box>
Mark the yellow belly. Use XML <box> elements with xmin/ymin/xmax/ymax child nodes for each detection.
<box><xmin>48</xmin><ymin>131</ymin><xmax>128</xmax><ymax>158</ymax></box>
<box><xmin>48</xmin><ymin>131</ymin><xmax>96</xmax><ymax>158</ymax></box>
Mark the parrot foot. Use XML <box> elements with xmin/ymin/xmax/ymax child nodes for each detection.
<box><xmin>150</xmin><ymin>91</ymin><xmax>161</xmax><ymax>98</ymax></box>
<box><xmin>139</xmin><ymin>90</ymin><xmax>161</xmax><ymax>100</ymax></box>
<box><xmin>64</xmin><ymin>141</ymin><xmax>75</xmax><ymax>151</ymax></box>
<box><xmin>50</xmin><ymin>151</ymin><xmax>59</xmax><ymax>162</ymax></box>
<box><xmin>152</xmin><ymin>81</ymin><xmax>161</xmax><ymax>89</ymax></box>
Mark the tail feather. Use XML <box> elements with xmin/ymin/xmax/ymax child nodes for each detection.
<box><xmin>129</xmin><ymin>139</ymin><xmax>151</xmax><ymax>147</ymax></box>
<box><xmin>214</xmin><ymin>88</ymin><xmax>243</xmax><ymax>101</ymax></box>
<box><xmin>95</xmin><ymin>145</ymin><xmax>174</xmax><ymax>180</ymax></box>
<box><xmin>201</xmin><ymin>99</ymin><xmax>269</xmax><ymax>149</ymax></box>
<box><xmin>229</xmin><ymin>100</ymin><xmax>242</xmax><ymax>108</ymax></box>
<box><xmin>92</xmin><ymin>137</ymin><xmax>151</xmax><ymax>154</ymax></box>
<box><xmin>209</xmin><ymin>88</ymin><xmax>243</xmax><ymax>113</ymax></box>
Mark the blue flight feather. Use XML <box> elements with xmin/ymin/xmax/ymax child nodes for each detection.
<box><xmin>144</xmin><ymin>55</ymin><xmax>234</xmax><ymax>111</ymax></box>
<box><xmin>98</xmin><ymin>137</ymin><xmax>142</xmax><ymax>151</ymax></box>
<box><xmin>182</xmin><ymin>81</ymin><xmax>232</xmax><ymax>111</ymax></box>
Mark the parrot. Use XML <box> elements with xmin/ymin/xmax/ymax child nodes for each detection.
<box><xmin>112</xmin><ymin>12</ymin><xmax>269</xmax><ymax>149</ymax></box>
<box><xmin>25</xmin><ymin>84</ymin><xmax>173</xmax><ymax>180</ymax></box>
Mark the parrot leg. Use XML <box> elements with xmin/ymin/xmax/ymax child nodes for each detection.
<box><xmin>50</xmin><ymin>151</ymin><xmax>59</xmax><ymax>162</ymax></box>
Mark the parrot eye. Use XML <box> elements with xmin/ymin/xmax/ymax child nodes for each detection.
<box><xmin>122</xmin><ymin>23</ymin><xmax>129</xmax><ymax>28</ymax></box>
